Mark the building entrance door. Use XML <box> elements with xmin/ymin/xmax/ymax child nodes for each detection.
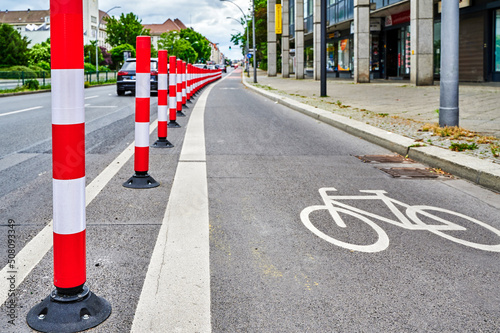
<box><xmin>385</xmin><ymin>25</ymin><xmax>411</xmax><ymax>79</ymax></box>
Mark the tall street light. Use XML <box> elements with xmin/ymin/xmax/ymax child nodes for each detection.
<box><xmin>220</xmin><ymin>0</ymin><xmax>250</xmax><ymax>76</ymax></box>
<box><xmin>252</xmin><ymin>0</ymin><xmax>257</xmax><ymax>83</ymax></box>
<box><xmin>96</xmin><ymin>6</ymin><xmax>120</xmax><ymax>82</ymax></box>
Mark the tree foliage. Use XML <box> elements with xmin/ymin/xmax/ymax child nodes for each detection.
<box><xmin>0</xmin><ymin>23</ymin><xmax>30</xmax><ymax>67</ymax></box>
<box><xmin>109</xmin><ymin>44</ymin><xmax>135</xmax><ymax>69</ymax></box>
<box><xmin>104</xmin><ymin>13</ymin><xmax>150</xmax><ymax>48</ymax></box>
<box><xmin>84</xmin><ymin>42</ymin><xmax>104</xmax><ymax>66</ymax></box>
<box><xmin>231</xmin><ymin>0</ymin><xmax>267</xmax><ymax>66</ymax></box>
<box><xmin>157</xmin><ymin>28</ymin><xmax>210</xmax><ymax>63</ymax></box>
<box><xmin>27</xmin><ymin>38</ymin><xmax>51</xmax><ymax>70</ymax></box>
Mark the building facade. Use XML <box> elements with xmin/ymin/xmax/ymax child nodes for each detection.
<box><xmin>143</xmin><ymin>18</ymin><xmax>187</xmax><ymax>50</ymax></box>
<box><xmin>274</xmin><ymin>0</ymin><xmax>500</xmax><ymax>83</ymax></box>
<box><xmin>1</xmin><ymin>0</ymin><xmax>109</xmax><ymax>48</ymax></box>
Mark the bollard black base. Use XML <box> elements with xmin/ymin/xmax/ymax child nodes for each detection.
<box><xmin>182</xmin><ymin>104</ymin><xmax>189</xmax><ymax>109</ymax></box>
<box><xmin>187</xmin><ymin>99</ymin><xmax>193</xmax><ymax>103</ymax></box>
<box><xmin>27</xmin><ymin>285</ymin><xmax>111</xmax><ymax>333</ymax></box>
<box><xmin>177</xmin><ymin>110</ymin><xmax>186</xmax><ymax>117</ymax></box>
<box><xmin>152</xmin><ymin>138</ymin><xmax>174</xmax><ymax>148</ymax></box>
<box><xmin>123</xmin><ymin>172</ymin><xmax>160</xmax><ymax>188</ymax></box>
<box><xmin>168</xmin><ymin>121</ymin><xmax>181</xmax><ymax>128</ymax></box>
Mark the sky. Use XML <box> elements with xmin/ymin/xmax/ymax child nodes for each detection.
<box><xmin>3</xmin><ymin>0</ymin><xmax>252</xmax><ymax>60</ymax></box>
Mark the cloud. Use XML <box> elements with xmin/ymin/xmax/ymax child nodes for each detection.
<box><xmin>4</xmin><ymin>0</ymin><xmax>252</xmax><ymax>60</ymax></box>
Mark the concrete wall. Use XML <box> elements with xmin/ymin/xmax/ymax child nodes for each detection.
<box><xmin>354</xmin><ymin>0</ymin><xmax>370</xmax><ymax>83</ymax></box>
<box><xmin>410</xmin><ymin>0</ymin><xmax>434</xmax><ymax>86</ymax></box>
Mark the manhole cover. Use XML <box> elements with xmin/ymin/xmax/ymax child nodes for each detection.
<box><xmin>379</xmin><ymin>167</ymin><xmax>441</xmax><ymax>179</ymax></box>
<box><xmin>356</xmin><ymin>155</ymin><xmax>413</xmax><ymax>164</ymax></box>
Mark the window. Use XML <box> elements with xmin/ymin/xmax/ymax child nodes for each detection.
<box><xmin>91</xmin><ymin>16</ymin><xmax>97</xmax><ymax>24</ymax></box>
<box><xmin>495</xmin><ymin>9</ymin><xmax>500</xmax><ymax>72</ymax></box>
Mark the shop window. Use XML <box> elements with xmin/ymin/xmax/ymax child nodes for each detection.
<box><xmin>305</xmin><ymin>46</ymin><xmax>314</xmax><ymax>69</ymax></box>
<box><xmin>433</xmin><ymin>21</ymin><xmax>441</xmax><ymax>76</ymax></box>
<box><xmin>338</xmin><ymin>38</ymin><xmax>351</xmax><ymax>71</ymax></box>
<box><xmin>327</xmin><ymin>43</ymin><xmax>336</xmax><ymax>71</ymax></box>
<box><xmin>495</xmin><ymin>10</ymin><xmax>500</xmax><ymax>72</ymax></box>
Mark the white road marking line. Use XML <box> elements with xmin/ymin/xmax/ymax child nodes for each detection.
<box><xmin>85</xmin><ymin>106</ymin><xmax>118</xmax><ymax>108</ymax></box>
<box><xmin>0</xmin><ymin>120</ymin><xmax>159</xmax><ymax>306</ymax></box>
<box><xmin>132</xmin><ymin>82</ymin><xmax>223</xmax><ymax>332</ymax></box>
<box><xmin>84</xmin><ymin>95</ymin><xmax>99</xmax><ymax>100</ymax></box>
<box><xmin>0</xmin><ymin>106</ymin><xmax>43</xmax><ymax>117</ymax></box>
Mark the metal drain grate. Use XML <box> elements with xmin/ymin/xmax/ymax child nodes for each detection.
<box><xmin>379</xmin><ymin>167</ymin><xmax>441</xmax><ymax>179</ymax></box>
<box><xmin>356</xmin><ymin>155</ymin><xmax>414</xmax><ymax>164</ymax></box>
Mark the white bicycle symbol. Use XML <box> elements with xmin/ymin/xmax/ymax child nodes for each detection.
<box><xmin>300</xmin><ymin>187</ymin><xmax>500</xmax><ymax>253</ymax></box>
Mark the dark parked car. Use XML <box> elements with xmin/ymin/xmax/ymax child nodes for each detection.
<box><xmin>116</xmin><ymin>58</ymin><xmax>158</xmax><ymax>96</ymax></box>
<box><xmin>216</xmin><ymin>64</ymin><xmax>227</xmax><ymax>73</ymax></box>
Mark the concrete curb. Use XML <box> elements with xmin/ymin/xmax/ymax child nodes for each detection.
<box><xmin>242</xmin><ymin>74</ymin><xmax>500</xmax><ymax>193</ymax></box>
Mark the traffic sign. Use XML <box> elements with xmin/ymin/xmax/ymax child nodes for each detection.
<box><xmin>247</xmin><ymin>53</ymin><xmax>253</xmax><ymax>59</ymax></box>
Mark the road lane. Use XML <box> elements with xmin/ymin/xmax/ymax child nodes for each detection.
<box><xmin>206</xmin><ymin>70</ymin><xmax>500</xmax><ymax>331</ymax></box>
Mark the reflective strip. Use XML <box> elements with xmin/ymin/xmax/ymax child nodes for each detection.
<box><xmin>158</xmin><ymin>105</ymin><xmax>168</xmax><ymax>122</ymax></box>
<box><xmin>136</xmin><ymin>73</ymin><xmax>150</xmax><ymax>98</ymax></box>
<box><xmin>177</xmin><ymin>92</ymin><xmax>182</xmax><ymax>101</ymax></box>
<box><xmin>53</xmin><ymin>177</ymin><xmax>86</xmax><ymax>234</ymax></box>
<box><xmin>52</xmin><ymin>69</ymin><xmax>85</xmax><ymax>125</ymax></box>
<box><xmin>158</xmin><ymin>74</ymin><xmax>168</xmax><ymax>90</ymax></box>
<box><xmin>177</xmin><ymin>74</ymin><xmax>182</xmax><ymax>85</ymax></box>
<box><xmin>169</xmin><ymin>73</ymin><xmax>176</xmax><ymax>87</ymax></box>
<box><xmin>135</xmin><ymin>122</ymin><xmax>150</xmax><ymax>147</ymax></box>
<box><xmin>182</xmin><ymin>88</ymin><xmax>186</xmax><ymax>98</ymax></box>
<box><xmin>169</xmin><ymin>97</ymin><xmax>176</xmax><ymax>109</ymax></box>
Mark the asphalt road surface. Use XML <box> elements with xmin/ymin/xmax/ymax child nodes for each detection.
<box><xmin>1</xmin><ymin>68</ymin><xmax>500</xmax><ymax>332</ymax></box>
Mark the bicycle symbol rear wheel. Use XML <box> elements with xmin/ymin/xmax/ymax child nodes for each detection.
<box><xmin>406</xmin><ymin>206</ymin><xmax>500</xmax><ymax>252</ymax></box>
<box><xmin>300</xmin><ymin>205</ymin><xmax>390</xmax><ymax>253</ymax></box>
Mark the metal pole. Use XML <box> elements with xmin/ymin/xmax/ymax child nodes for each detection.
<box><xmin>320</xmin><ymin>0</ymin><xmax>327</xmax><ymax>97</ymax></box>
<box><xmin>252</xmin><ymin>0</ymin><xmax>257</xmax><ymax>83</ymax></box>
<box><xmin>439</xmin><ymin>0</ymin><xmax>459</xmax><ymax>127</ymax></box>
<box><xmin>96</xmin><ymin>6</ymin><xmax>121</xmax><ymax>84</ymax></box>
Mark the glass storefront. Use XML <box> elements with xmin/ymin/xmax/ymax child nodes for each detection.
<box><xmin>495</xmin><ymin>9</ymin><xmax>500</xmax><ymax>72</ymax></box>
<box><xmin>338</xmin><ymin>38</ymin><xmax>351</xmax><ymax>71</ymax></box>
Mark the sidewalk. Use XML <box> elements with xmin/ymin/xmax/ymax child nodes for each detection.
<box><xmin>242</xmin><ymin>69</ymin><xmax>500</xmax><ymax>193</ymax></box>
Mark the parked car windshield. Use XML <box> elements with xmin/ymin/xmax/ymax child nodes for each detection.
<box><xmin>120</xmin><ymin>59</ymin><xmax>158</xmax><ymax>71</ymax></box>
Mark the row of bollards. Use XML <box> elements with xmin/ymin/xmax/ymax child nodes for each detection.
<box><xmin>26</xmin><ymin>3</ymin><xmax>222</xmax><ymax>330</ymax></box>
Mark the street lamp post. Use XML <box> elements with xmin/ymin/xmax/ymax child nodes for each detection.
<box><xmin>96</xmin><ymin>6</ymin><xmax>120</xmax><ymax>82</ymax></box>
<box><xmin>252</xmin><ymin>0</ymin><xmax>257</xmax><ymax>83</ymax></box>
<box><xmin>220</xmin><ymin>0</ymin><xmax>250</xmax><ymax>76</ymax></box>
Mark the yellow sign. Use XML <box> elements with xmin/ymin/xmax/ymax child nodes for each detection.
<box><xmin>275</xmin><ymin>4</ymin><xmax>282</xmax><ymax>34</ymax></box>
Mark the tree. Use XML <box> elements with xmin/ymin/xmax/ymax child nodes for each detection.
<box><xmin>172</xmin><ymin>39</ymin><xmax>198</xmax><ymax>62</ymax></box>
<box><xmin>157</xmin><ymin>28</ymin><xmax>210</xmax><ymax>63</ymax></box>
<box><xmin>109</xmin><ymin>44</ymin><xmax>135</xmax><ymax>69</ymax></box>
<box><xmin>84</xmin><ymin>42</ymin><xmax>104</xmax><ymax>67</ymax></box>
<box><xmin>104</xmin><ymin>13</ymin><xmax>150</xmax><ymax>48</ymax></box>
<box><xmin>28</xmin><ymin>38</ymin><xmax>51</xmax><ymax>70</ymax></box>
<box><xmin>0</xmin><ymin>23</ymin><xmax>30</xmax><ymax>67</ymax></box>
<box><xmin>179</xmin><ymin>29</ymin><xmax>211</xmax><ymax>62</ymax></box>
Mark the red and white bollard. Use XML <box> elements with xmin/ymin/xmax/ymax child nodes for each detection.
<box><xmin>168</xmin><ymin>55</ymin><xmax>181</xmax><ymax>128</ymax></box>
<box><xmin>153</xmin><ymin>50</ymin><xmax>174</xmax><ymax>148</ymax></box>
<box><xmin>182</xmin><ymin>61</ymin><xmax>187</xmax><ymax>108</ymax></box>
<box><xmin>123</xmin><ymin>36</ymin><xmax>159</xmax><ymax>188</ymax></box>
<box><xmin>27</xmin><ymin>0</ymin><xmax>111</xmax><ymax>331</ymax></box>
<box><xmin>186</xmin><ymin>64</ymin><xmax>192</xmax><ymax>101</ymax></box>
<box><xmin>176</xmin><ymin>59</ymin><xmax>186</xmax><ymax>117</ymax></box>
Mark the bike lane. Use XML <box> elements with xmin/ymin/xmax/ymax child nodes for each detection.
<box><xmin>205</xmin><ymin>72</ymin><xmax>500</xmax><ymax>331</ymax></box>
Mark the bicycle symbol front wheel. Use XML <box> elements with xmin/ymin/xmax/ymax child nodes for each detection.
<box><xmin>406</xmin><ymin>206</ymin><xmax>500</xmax><ymax>252</ymax></box>
<box><xmin>300</xmin><ymin>205</ymin><xmax>390</xmax><ymax>253</ymax></box>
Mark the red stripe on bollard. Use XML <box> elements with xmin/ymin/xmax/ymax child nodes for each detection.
<box><xmin>153</xmin><ymin>50</ymin><xmax>173</xmax><ymax>147</ymax></box>
<box><xmin>123</xmin><ymin>36</ymin><xmax>159</xmax><ymax>189</ymax></box>
<box><xmin>182</xmin><ymin>61</ymin><xmax>187</xmax><ymax>106</ymax></box>
<box><xmin>168</xmin><ymin>56</ymin><xmax>181</xmax><ymax>128</ymax></box>
<box><xmin>134</xmin><ymin>146</ymin><xmax>150</xmax><ymax>172</ymax></box>
<box><xmin>176</xmin><ymin>59</ymin><xmax>185</xmax><ymax>117</ymax></box>
<box><xmin>27</xmin><ymin>0</ymin><xmax>111</xmax><ymax>331</ymax></box>
<box><xmin>52</xmin><ymin>123</ymin><xmax>85</xmax><ymax>180</ymax></box>
<box><xmin>53</xmin><ymin>230</ymin><xmax>86</xmax><ymax>288</ymax></box>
